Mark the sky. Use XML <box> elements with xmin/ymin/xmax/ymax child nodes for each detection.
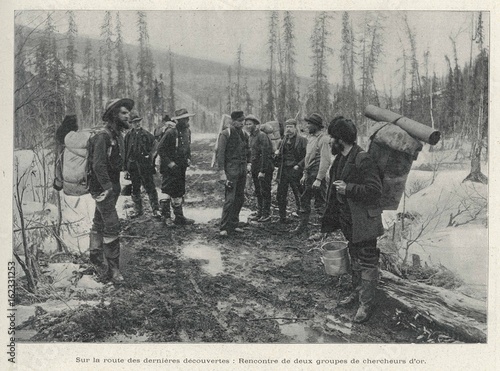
<box><xmin>15</xmin><ymin>10</ymin><xmax>489</xmax><ymax>91</ymax></box>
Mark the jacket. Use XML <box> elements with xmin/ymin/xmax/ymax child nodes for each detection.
<box><xmin>275</xmin><ymin>134</ymin><xmax>307</xmax><ymax>180</ymax></box>
<box><xmin>123</xmin><ymin>127</ymin><xmax>156</xmax><ymax>173</ymax></box>
<box><xmin>216</xmin><ymin>125</ymin><xmax>250</xmax><ymax>171</ymax></box>
<box><xmin>303</xmin><ymin>131</ymin><xmax>332</xmax><ymax>180</ymax></box>
<box><xmin>88</xmin><ymin>124</ymin><xmax>123</xmax><ymax>194</ymax></box>
<box><xmin>249</xmin><ymin>129</ymin><xmax>274</xmax><ymax>173</ymax></box>
<box><xmin>321</xmin><ymin>144</ymin><xmax>384</xmax><ymax>243</ymax></box>
<box><xmin>158</xmin><ymin>124</ymin><xmax>191</xmax><ymax>173</ymax></box>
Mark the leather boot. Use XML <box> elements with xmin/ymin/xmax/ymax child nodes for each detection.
<box><xmin>172</xmin><ymin>203</ymin><xmax>195</xmax><ymax>225</ymax></box>
<box><xmin>131</xmin><ymin>194</ymin><xmax>143</xmax><ymax>217</ymax></box>
<box><xmin>89</xmin><ymin>232</ymin><xmax>107</xmax><ymax>277</ymax></box>
<box><xmin>291</xmin><ymin>213</ymin><xmax>309</xmax><ymax>235</ymax></box>
<box><xmin>149</xmin><ymin>189</ymin><xmax>160</xmax><ymax>217</ymax></box>
<box><xmin>160</xmin><ymin>199</ymin><xmax>174</xmax><ymax>226</ymax></box>
<box><xmin>338</xmin><ymin>270</ymin><xmax>361</xmax><ymax>306</ymax></box>
<box><xmin>353</xmin><ymin>279</ymin><xmax>377</xmax><ymax>323</ymax></box>
<box><xmin>103</xmin><ymin>239</ymin><xmax>124</xmax><ymax>283</ymax></box>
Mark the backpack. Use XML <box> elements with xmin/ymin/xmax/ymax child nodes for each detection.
<box><xmin>61</xmin><ymin>127</ymin><xmax>111</xmax><ymax>196</ymax></box>
<box><xmin>150</xmin><ymin>121</ymin><xmax>177</xmax><ymax>166</ymax></box>
<box><xmin>364</xmin><ymin>122</ymin><xmax>423</xmax><ymax>210</ymax></box>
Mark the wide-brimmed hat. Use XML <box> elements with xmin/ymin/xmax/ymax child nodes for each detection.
<box><xmin>304</xmin><ymin>113</ymin><xmax>324</xmax><ymax>128</ymax></box>
<box><xmin>244</xmin><ymin>114</ymin><xmax>261</xmax><ymax>125</ymax></box>
<box><xmin>129</xmin><ymin>110</ymin><xmax>143</xmax><ymax>123</ymax></box>
<box><xmin>172</xmin><ymin>108</ymin><xmax>195</xmax><ymax>120</ymax></box>
<box><xmin>102</xmin><ymin>98</ymin><xmax>134</xmax><ymax>122</ymax></box>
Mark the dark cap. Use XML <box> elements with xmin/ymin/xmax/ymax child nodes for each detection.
<box><xmin>304</xmin><ymin>113</ymin><xmax>324</xmax><ymax>128</ymax></box>
<box><xmin>231</xmin><ymin>111</ymin><xmax>245</xmax><ymax>121</ymax></box>
<box><xmin>328</xmin><ymin>116</ymin><xmax>357</xmax><ymax>144</ymax></box>
<box><xmin>285</xmin><ymin>118</ymin><xmax>298</xmax><ymax>127</ymax></box>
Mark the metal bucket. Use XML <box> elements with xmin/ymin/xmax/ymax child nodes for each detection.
<box><xmin>321</xmin><ymin>241</ymin><xmax>350</xmax><ymax>276</ymax></box>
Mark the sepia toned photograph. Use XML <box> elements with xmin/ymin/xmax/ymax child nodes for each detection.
<box><xmin>11</xmin><ymin>8</ymin><xmax>488</xmax><ymax>349</ymax></box>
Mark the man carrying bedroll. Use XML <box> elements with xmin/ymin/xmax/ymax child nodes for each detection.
<box><xmin>244</xmin><ymin>114</ymin><xmax>274</xmax><ymax>222</ymax></box>
<box><xmin>216</xmin><ymin>111</ymin><xmax>250</xmax><ymax>236</ymax></box>
<box><xmin>88</xmin><ymin>98</ymin><xmax>133</xmax><ymax>283</ymax></box>
<box><xmin>157</xmin><ymin>108</ymin><xmax>195</xmax><ymax>226</ymax></box>
<box><xmin>321</xmin><ymin>116</ymin><xmax>384</xmax><ymax>323</ymax></box>
<box><xmin>123</xmin><ymin>110</ymin><xmax>160</xmax><ymax>219</ymax></box>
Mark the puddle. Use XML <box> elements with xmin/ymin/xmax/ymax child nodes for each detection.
<box><xmin>184</xmin><ymin>207</ymin><xmax>252</xmax><ymax>224</ymax></box>
<box><xmin>279</xmin><ymin>322</ymin><xmax>344</xmax><ymax>343</ymax></box>
<box><xmin>182</xmin><ymin>240</ymin><xmax>224</xmax><ymax>276</ymax></box>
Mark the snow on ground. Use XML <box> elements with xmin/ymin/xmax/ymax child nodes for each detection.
<box><xmin>191</xmin><ymin>132</ymin><xmax>217</xmax><ymax>142</ymax></box>
<box><xmin>383</xmin><ymin>167</ymin><xmax>488</xmax><ymax>288</ymax></box>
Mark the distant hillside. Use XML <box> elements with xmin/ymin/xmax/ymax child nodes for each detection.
<box><xmin>16</xmin><ymin>24</ymin><xmax>312</xmax><ymax>130</ymax></box>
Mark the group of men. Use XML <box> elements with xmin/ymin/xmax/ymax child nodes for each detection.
<box><xmin>85</xmin><ymin>98</ymin><xmax>383</xmax><ymax>323</ymax></box>
<box><xmin>216</xmin><ymin>110</ymin><xmax>384</xmax><ymax>323</ymax></box>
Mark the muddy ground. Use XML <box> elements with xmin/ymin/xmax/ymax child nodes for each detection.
<box><xmin>17</xmin><ymin>137</ymin><xmax>460</xmax><ymax>344</ymax></box>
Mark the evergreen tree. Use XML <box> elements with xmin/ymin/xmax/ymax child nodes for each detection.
<box><xmin>306</xmin><ymin>11</ymin><xmax>333</xmax><ymax>119</ymax></box>
<box><xmin>265</xmin><ymin>11</ymin><xmax>278</xmax><ymax>121</ymax></box>
<box><xmin>66</xmin><ymin>11</ymin><xmax>78</xmax><ymax>114</ymax></box>
<box><xmin>283</xmin><ymin>11</ymin><xmax>299</xmax><ymax>119</ymax></box>
<box><xmin>100</xmin><ymin>11</ymin><xmax>114</xmax><ymax>100</ymax></box>
<box><xmin>115</xmin><ymin>12</ymin><xmax>127</xmax><ymax>97</ymax></box>
<box><xmin>167</xmin><ymin>49</ymin><xmax>176</xmax><ymax>115</ymax></box>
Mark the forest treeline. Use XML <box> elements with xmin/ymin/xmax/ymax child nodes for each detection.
<box><xmin>14</xmin><ymin>10</ymin><xmax>488</xmax><ymax>175</ymax></box>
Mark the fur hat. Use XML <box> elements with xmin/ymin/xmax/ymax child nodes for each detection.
<box><xmin>328</xmin><ymin>116</ymin><xmax>357</xmax><ymax>144</ymax></box>
<box><xmin>231</xmin><ymin>111</ymin><xmax>245</xmax><ymax>121</ymax></box>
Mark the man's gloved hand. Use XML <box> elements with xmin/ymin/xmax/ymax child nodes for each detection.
<box><xmin>312</xmin><ymin>179</ymin><xmax>322</xmax><ymax>189</ymax></box>
<box><xmin>258</xmin><ymin>172</ymin><xmax>265</xmax><ymax>179</ymax></box>
<box><xmin>293</xmin><ymin>165</ymin><xmax>300</xmax><ymax>171</ymax></box>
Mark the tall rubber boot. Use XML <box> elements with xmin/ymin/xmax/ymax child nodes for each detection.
<box><xmin>89</xmin><ymin>231</ymin><xmax>107</xmax><ymax>279</ymax></box>
<box><xmin>160</xmin><ymin>199</ymin><xmax>174</xmax><ymax>226</ymax></box>
<box><xmin>339</xmin><ymin>269</ymin><xmax>361</xmax><ymax>306</ymax></box>
<box><xmin>172</xmin><ymin>202</ymin><xmax>195</xmax><ymax>225</ymax></box>
<box><xmin>291</xmin><ymin>213</ymin><xmax>309</xmax><ymax>235</ymax></box>
<box><xmin>149</xmin><ymin>189</ymin><xmax>160</xmax><ymax>217</ymax></box>
<box><xmin>353</xmin><ymin>279</ymin><xmax>377</xmax><ymax>323</ymax></box>
<box><xmin>103</xmin><ymin>239</ymin><xmax>124</xmax><ymax>283</ymax></box>
<box><xmin>131</xmin><ymin>194</ymin><xmax>143</xmax><ymax>218</ymax></box>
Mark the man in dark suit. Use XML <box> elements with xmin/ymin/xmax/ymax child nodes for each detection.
<box><xmin>321</xmin><ymin>116</ymin><xmax>384</xmax><ymax>323</ymax></box>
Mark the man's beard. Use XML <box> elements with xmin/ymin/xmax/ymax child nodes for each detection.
<box><xmin>117</xmin><ymin>120</ymin><xmax>130</xmax><ymax>130</ymax></box>
<box><xmin>308</xmin><ymin>126</ymin><xmax>318</xmax><ymax>134</ymax></box>
<box><xmin>331</xmin><ymin>141</ymin><xmax>344</xmax><ymax>156</ymax></box>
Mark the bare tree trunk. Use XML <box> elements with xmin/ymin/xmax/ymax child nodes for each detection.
<box><xmin>464</xmin><ymin>92</ymin><xmax>488</xmax><ymax>184</ymax></box>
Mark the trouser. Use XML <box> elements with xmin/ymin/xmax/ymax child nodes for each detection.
<box><xmin>277</xmin><ymin>166</ymin><xmax>302</xmax><ymax>218</ymax></box>
<box><xmin>161</xmin><ymin>165</ymin><xmax>187</xmax><ymax>199</ymax></box>
<box><xmin>348</xmin><ymin>239</ymin><xmax>380</xmax><ymax>306</ymax></box>
<box><xmin>251</xmin><ymin>168</ymin><xmax>273</xmax><ymax>217</ymax></box>
<box><xmin>129</xmin><ymin>162</ymin><xmax>159</xmax><ymax>212</ymax></box>
<box><xmin>91</xmin><ymin>182</ymin><xmax>121</xmax><ymax>244</ymax></box>
<box><xmin>299</xmin><ymin>176</ymin><xmax>327</xmax><ymax>218</ymax></box>
<box><xmin>220</xmin><ymin>163</ymin><xmax>246</xmax><ymax>231</ymax></box>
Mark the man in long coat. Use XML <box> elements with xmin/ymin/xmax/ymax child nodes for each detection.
<box><xmin>321</xmin><ymin>116</ymin><xmax>384</xmax><ymax>323</ymax></box>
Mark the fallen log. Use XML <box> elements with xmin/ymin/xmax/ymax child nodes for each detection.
<box><xmin>379</xmin><ymin>270</ymin><xmax>487</xmax><ymax>343</ymax></box>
